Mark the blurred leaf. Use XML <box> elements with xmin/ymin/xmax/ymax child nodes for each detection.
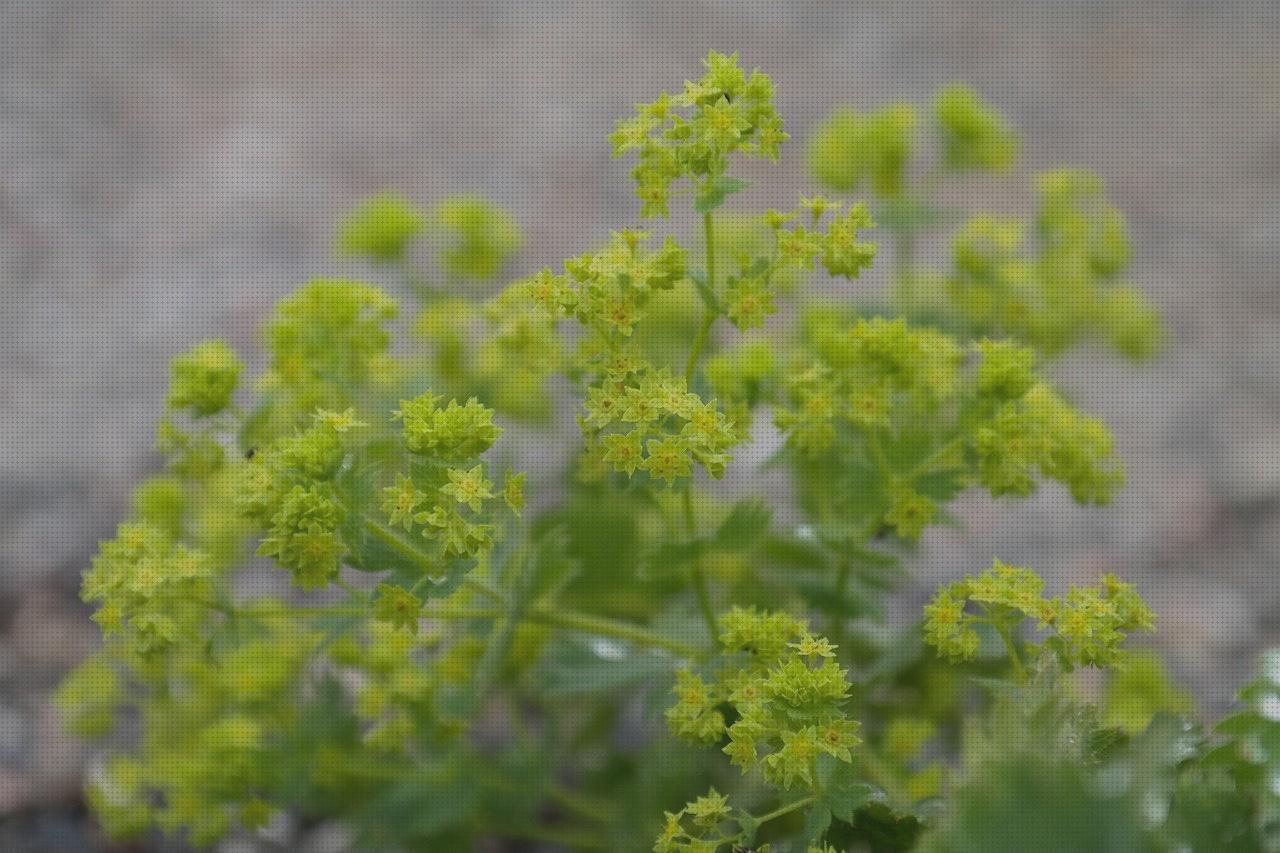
<box><xmin>694</xmin><ymin>176</ymin><xmax>751</xmax><ymax>214</ymax></box>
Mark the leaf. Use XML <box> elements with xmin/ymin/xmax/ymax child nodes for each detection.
<box><xmin>694</xmin><ymin>176</ymin><xmax>751</xmax><ymax>214</ymax></box>
<box><xmin>803</xmin><ymin>802</ymin><xmax>833</xmax><ymax>843</ymax></box>
<box><xmin>819</xmin><ymin>758</ymin><xmax>875</xmax><ymax>824</ymax></box>
<box><xmin>534</xmin><ymin>635</ymin><xmax>679</xmax><ymax>698</ymax></box>
<box><xmin>641</xmin><ymin>500</ymin><xmax>772</xmax><ymax>579</ymax></box>
<box><xmin>759</xmin><ymin>531</ymin><xmax>830</xmax><ymax>572</ymax></box>
<box><xmin>524</xmin><ymin>526</ymin><xmax>581</xmax><ymax>601</ymax></box>
<box><xmin>713</xmin><ymin>499</ymin><xmax>773</xmax><ymax>548</ymax></box>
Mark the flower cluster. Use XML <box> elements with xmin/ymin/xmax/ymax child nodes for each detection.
<box><xmin>75</xmin><ymin>607</ymin><xmax>318</xmax><ymax>845</ymax></box>
<box><xmin>668</xmin><ymin>607</ymin><xmax>861</xmax><ymax>789</ymax></box>
<box><xmin>611</xmin><ymin>50</ymin><xmax>786</xmax><ymax>217</ymax></box>
<box><xmin>430</xmin><ymin>194</ymin><xmax>523</xmax><ymax>282</ymax></box>
<box><xmin>336</xmin><ymin>191</ymin><xmax>426</xmax><ymax>262</ymax></box>
<box><xmin>79</xmin><ymin>522</ymin><xmax>216</xmax><ymax>657</ymax></box>
<box><xmin>509</xmin><ymin>230</ymin><xmax>746</xmax><ymax>483</ymax></box>
<box><xmin>394</xmin><ymin>391</ymin><xmax>501</xmax><ymax>460</ymax></box>
<box><xmin>947</xmin><ymin>169</ymin><xmax>1163</xmax><ymax>359</ymax></box>
<box><xmin>808</xmin><ymin>103</ymin><xmax>917</xmax><ymax>197</ymax></box>
<box><xmin>526</xmin><ymin>228</ymin><xmax>687</xmax><ymax>337</ymax></box>
<box><xmin>256</xmin><ymin>278</ymin><xmax>399</xmax><ymax>432</ymax></box>
<box><xmin>654</xmin><ymin>788</ymin><xmax>737</xmax><ymax>853</ymax></box>
<box><xmin>237</xmin><ymin>413</ymin><xmax>357</xmax><ymax>588</ymax></box>
<box><xmin>924</xmin><ymin>560</ymin><xmax>1156</xmax><ymax>670</ymax></box>
<box><xmin>416</xmin><ymin>284</ymin><xmax>564</xmax><ymax>421</ymax></box>
<box><xmin>166</xmin><ymin>339</ymin><xmax>244</xmax><ymax>417</ymax></box>
<box><xmin>654</xmin><ymin>197</ymin><xmax>878</xmax><ymax>358</ymax></box>
<box><xmin>933</xmin><ymin>83</ymin><xmax>1019</xmax><ymax>172</ymax></box>
<box><xmin>775</xmin><ymin>317</ymin><xmax>1123</xmax><ymax>542</ymax></box>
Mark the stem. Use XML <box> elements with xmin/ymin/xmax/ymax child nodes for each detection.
<box><xmin>683</xmin><ymin>486</ymin><xmax>718</xmax><ymax>640</ymax></box>
<box><xmin>547</xmin><ymin>784</ymin><xmax>618</xmax><ymax>824</ymax></box>
<box><xmin>894</xmin><ymin>227</ymin><xmax>917</xmax><ymax>311</ymax></box>
<box><xmin>831</xmin><ymin>559</ymin><xmax>851</xmax><ymax>654</ymax></box>
<box><xmin>333</xmin><ymin>576</ymin><xmax>368</xmax><ymax>602</ymax></box>
<box><xmin>752</xmin><ymin>794</ymin><xmax>818</xmax><ymax>827</ymax></box>
<box><xmin>684</xmin><ymin>211</ymin><xmax>719</xmax><ymax>385</ymax></box>
<box><xmin>531</xmin><ymin>604</ymin><xmax>702</xmax><ymax>658</ymax></box>
<box><xmin>463</xmin><ymin>573</ymin><xmax>508</xmax><ymax>604</ymax></box>
<box><xmin>904</xmin><ymin>435</ymin><xmax>966</xmax><ymax>483</ymax></box>
<box><xmin>993</xmin><ymin>619</ymin><xmax>1029</xmax><ymax>683</ymax></box>
<box><xmin>684</xmin><ymin>310</ymin><xmax>716</xmax><ymax>385</ymax></box>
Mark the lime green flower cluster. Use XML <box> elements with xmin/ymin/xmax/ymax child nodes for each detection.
<box><xmin>654</xmin><ymin>787</ymin><xmax>738</xmax><ymax>853</ymax></box>
<box><xmin>668</xmin><ymin>607</ymin><xmax>861</xmax><ymax>788</ymax></box>
<box><xmin>529</xmin><ymin>229</ymin><xmax>688</xmax><ymax>337</ymax></box>
<box><xmin>705</xmin><ymin>336</ymin><xmax>776</xmax><ymax>419</ymax></box>
<box><xmin>337</xmin><ymin>191</ymin><xmax>426</xmax><ymax>262</ymax></box>
<box><xmin>415</xmin><ymin>285</ymin><xmax>564</xmax><ymax>421</ymax></box>
<box><xmin>78</xmin><ymin>610</ymin><xmax>318</xmax><ymax>845</ymax></box>
<box><xmin>808</xmin><ymin>104</ymin><xmax>917</xmax><ymax>197</ymax></box>
<box><xmin>933</xmin><ymin>83</ymin><xmax>1019</xmax><ymax>173</ymax></box>
<box><xmin>972</xmin><ymin>379</ymin><xmax>1123</xmax><ymax>504</ymax></box>
<box><xmin>79</xmin><ymin>522</ymin><xmax>216</xmax><ymax>657</ymax></box>
<box><xmin>509</xmin><ymin>230</ymin><xmax>745</xmax><ymax>483</ymax></box>
<box><xmin>947</xmin><ymin>170</ymin><xmax>1163</xmax><ymax>358</ymax></box>
<box><xmin>585</xmin><ymin>367</ymin><xmax>743</xmax><ymax>483</ymax></box>
<box><xmin>776</xmin><ymin>318</ymin><xmax>1122</xmax><ymax>542</ymax></box>
<box><xmin>155</xmin><ymin>338</ymin><xmax>249</xmax><ymax>480</ymax></box>
<box><xmin>337</xmin><ymin>192</ymin><xmax>521</xmax><ymax>283</ymax></box>
<box><xmin>431</xmin><ymin>194</ymin><xmax>523</xmax><ymax>282</ymax></box>
<box><xmin>721</xmin><ymin>198</ymin><xmax>875</xmax><ymax>330</ymax></box>
<box><xmin>924</xmin><ymin>560</ymin><xmax>1156</xmax><ymax>672</ymax></box>
<box><xmin>166</xmin><ymin>339</ymin><xmax>244</xmax><ymax>417</ymax></box>
<box><xmin>660</xmin><ymin>608</ymin><xmax>870</xmax><ymax>852</ymax></box>
<box><xmin>611</xmin><ymin>50</ymin><xmax>786</xmax><ymax>217</ymax></box>
<box><xmin>236</xmin><ymin>413</ymin><xmax>360</xmax><ymax>588</ymax></box>
<box><xmin>256</xmin><ymin>278</ymin><xmax>399</xmax><ymax>431</ymax></box>
<box><xmin>329</xmin><ymin>620</ymin><xmax>439</xmax><ymax>750</ymax></box>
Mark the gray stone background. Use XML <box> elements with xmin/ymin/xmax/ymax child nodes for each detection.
<box><xmin>0</xmin><ymin>1</ymin><xmax>1277</xmax><ymax>849</ymax></box>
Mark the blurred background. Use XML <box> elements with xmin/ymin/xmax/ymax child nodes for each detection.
<box><xmin>1</xmin><ymin>0</ymin><xmax>1277</xmax><ymax>849</ymax></box>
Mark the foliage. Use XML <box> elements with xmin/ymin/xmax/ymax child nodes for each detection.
<box><xmin>56</xmin><ymin>50</ymin><xmax>1267</xmax><ymax>853</ymax></box>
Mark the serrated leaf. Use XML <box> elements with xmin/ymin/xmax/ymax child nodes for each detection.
<box><xmin>803</xmin><ymin>802</ymin><xmax>833</xmax><ymax>842</ymax></box>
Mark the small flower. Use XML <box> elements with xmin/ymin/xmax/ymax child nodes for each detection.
<box><xmin>441</xmin><ymin>465</ymin><xmax>495</xmax><ymax>513</ymax></box>
<box><xmin>374</xmin><ymin>584</ymin><xmax>423</xmax><ymax>634</ymax></box>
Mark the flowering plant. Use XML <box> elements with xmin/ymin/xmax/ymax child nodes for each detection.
<box><xmin>58</xmin><ymin>51</ymin><xmax>1270</xmax><ymax>852</ymax></box>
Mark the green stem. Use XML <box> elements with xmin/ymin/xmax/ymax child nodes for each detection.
<box><xmin>904</xmin><ymin>435</ymin><xmax>966</xmax><ymax>483</ymax></box>
<box><xmin>684</xmin><ymin>211</ymin><xmax>719</xmax><ymax>385</ymax></box>
<box><xmin>684</xmin><ymin>310</ymin><xmax>716</xmax><ymax>386</ymax></box>
<box><xmin>993</xmin><ymin>619</ymin><xmax>1029</xmax><ymax>683</ymax></box>
<box><xmin>894</xmin><ymin>227</ymin><xmax>917</xmax><ymax>311</ymax></box>
<box><xmin>463</xmin><ymin>573</ymin><xmax>509</xmax><ymax>604</ymax></box>
<box><xmin>683</xmin><ymin>486</ymin><xmax>718</xmax><ymax>640</ymax></box>
<box><xmin>831</xmin><ymin>559</ymin><xmax>851</xmax><ymax>654</ymax></box>
<box><xmin>751</xmin><ymin>794</ymin><xmax>818</xmax><ymax>828</ymax></box>
<box><xmin>547</xmin><ymin>783</ymin><xmax>618</xmax><ymax>824</ymax></box>
<box><xmin>531</xmin><ymin>604</ymin><xmax>702</xmax><ymax>659</ymax></box>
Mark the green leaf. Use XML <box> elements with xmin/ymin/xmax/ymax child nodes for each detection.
<box><xmin>819</xmin><ymin>758</ymin><xmax>874</xmax><ymax>824</ymax></box>
<box><xmin>803</xmin><ymin>802</ymin><xmax>833</xmax><ymax>843</ymax></box>
<box><xmin>534</xmin><ymin>635</ymin><xmax>678</xmax><ymax>698</ymax></box>
<box><xmin>714</xmin><ymin>499</ymin><xmax>773</xmax><ymax>547</ymax></box>
<box><xmin>694</xmin><ymin>176</ymin><xmax>751</xmax><ymax>213</ymax></box>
